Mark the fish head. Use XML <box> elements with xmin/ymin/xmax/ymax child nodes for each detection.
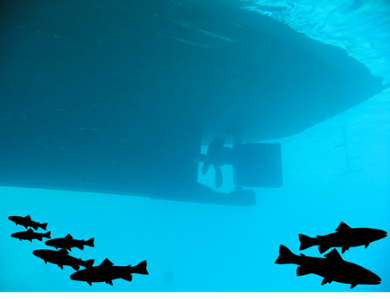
<box><xmin>8</xmin><ymin>216</ymin><xmax>18</xmax><ymax>224</ymax></box>
<box><xmin>32</xmin><ymin>250</ymin><xmax>47</xmax><ymax>259</ymax></box>
<box><xmin>363</xmin><ymin>271</ymin><xmax>381</xmax><ymax>286</ymax></box>
<box><xmin>10</xmin><ymin>232</ymin><xmax>19</xmax><ymax>238</ymax></box>
<box><xmin>371</xmin><ymin>229</ymin><xmax>387</xmax><ymax>242</ymax></box>
<box><xmin>45</xmin><ymin>239</ymin><xmax>55</xmax><ymax>246</ymax></box>
<box><xmin>70</xmin><ymin>269</ymin><xmax>88</xmax><ymax>282</ymax></box>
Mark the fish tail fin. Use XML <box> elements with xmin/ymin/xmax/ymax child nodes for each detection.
<box><xmin>83</xmin><ymin>259</ymin><xmax>94</xmax><ymax>268</ymax></box>
<box><xmin>130</xmin><ymin>260</ymin><xmax>148</xmax><ymax>275</ymax></box>
<box><xmin>44</xmin><ymin>231</ymin><xmax>51</xmax><ymax>239</ymax></box>
<box><xmin>122</xmin><ymin>274</ymin><xmax>133</xmax><ymax>282</ymax></box>
<box><xmin>40</xmin><ymin>223</ymin><xmax>48</xmax><ymax>230</ymax></box>
<box><xmin>86</xmin><ymin>238</ymin><xmax>94</xmax><ymax>247</ymax></box>
<box><xmin>275</xmin><ymin>245</ymin><xmax>298</xmax><ymax>265</ymax></box>
<box><xmin>299</xmin><ymin>234</ymin><xmax>315</xmax><ymax>251</ymax></box>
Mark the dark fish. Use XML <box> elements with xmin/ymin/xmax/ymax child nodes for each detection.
<box><xmin>33</xmin><ymin>248</ymin><xmax>94</xmax><ymax>271</ymax></box>
<box><xmin>70</xmin><ymin>258</ymin><xmax>148</xmax><ymax>286</ymax></box>
<box><xmin>11</xmin><ymin>228</ymin><xmax>51</xmax><ymax>242</ymax></box>
<box><xmin>8</xmin><ymin>215</ymin><xmax>47</xmax><ymax>231</ymax></box>
<box><xmin>45</xmin><ymin>234</ymin><xmax>94</xmax><ymax>251</ymax></box>
<box><xmin>275</xmin><ymin>245</ymin><xmax>381</xmax><ymax>289</ymax></box>
<box><xmin>299</xmin><ymin>222</ymin><xmax>387</xmax><ymax>254</ymax></box>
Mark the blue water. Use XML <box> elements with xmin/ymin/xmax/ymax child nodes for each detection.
<box><xmin>1</xmin><ymin>0</ymin><xmax>390</xmax><ymax>292</ymax></box>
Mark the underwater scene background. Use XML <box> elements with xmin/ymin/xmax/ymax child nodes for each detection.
<box><xmin>1</xmin><ymin>0</ymin><xmax>389</xmax><ymax>292</ymax></box>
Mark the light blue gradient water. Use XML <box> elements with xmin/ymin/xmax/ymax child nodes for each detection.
<box><xmin>1</xmin><ymin>0</ymin><xmax>389</xmax><ymax>292</ymax></box>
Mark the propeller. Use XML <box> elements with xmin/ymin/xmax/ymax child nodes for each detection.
<box><xmin>200</xmin><ymin>137</ymin><xmax>234</xmax><ymax>188</ymax></box>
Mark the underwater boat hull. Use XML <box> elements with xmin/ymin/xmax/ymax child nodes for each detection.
<box><xmin>0</xmin><ymin>0</ymin><xmax>387</xmax><ymax>204</ymax></box>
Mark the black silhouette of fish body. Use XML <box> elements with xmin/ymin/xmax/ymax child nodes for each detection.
<box><xmin>33</xmin><ymin>248</ymin><xmax>94</xmax><ymax>271</ymax></box>
<box><xmin>275</xmin><ymin>245</ymin><xmax>381</xmax><ymax>289</ymax></box>
<box><xmin>299</xmin><ymin>222</ymin><xmax>387</xmax><ymax>253</ymax></box>
<box><xmin>70</xmin><ymin>258</ymin><xmax>148</xmax><ymax>286</ymax></box>
<box><xmin>45</xmin><ymin>234</ymin><xmax>94</xmax><ymax>251</ymax></box>
<box><xmin>11</xmin><ymin>228</ymin><xmax>51</xmax><ymax>242</ymax></box>
<box><xmin>8</xmin><ymin>215</ymin><xmax>47</xmax><ymax>231</ymax></box>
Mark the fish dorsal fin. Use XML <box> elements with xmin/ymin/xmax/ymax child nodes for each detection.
<box><xmin>324</xmin><ymin>249</ymin><xmax>343</xmax><ymax>261</ymax></box>
<box><xmin>100</xmin><ymin>258</ymin><xmax>114</xmax><ymax>267</ymax></box>
<box><xmin>336</xmin><ymin>222</ymin><xmax>351</xmax><ymax>232</ymax></box>
<box><xmin>27</xmin><ymin>228</ymin><xmax>33</xmax><ymax>232</ymax></box>
<box><xmin>26</xmin><ymin>215</ymin><xmax>31</xmax><ymax>220</ymax></box>
<box><xmin>59</xmin><ymin>248</ymin><xmax>69</xmax><ymax>255</ymax></box>
<box><xmin>65</xmin><ymin>234</ymin><xmax>73</xmax><ymax>239</ymax></box>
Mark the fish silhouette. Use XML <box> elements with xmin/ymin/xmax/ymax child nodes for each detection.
<box><xmin>70</xmin><ymin>258</ymin><xmax>148</xmax><ymax>286</ymax></box>
<box><xmin>8</xmin><ymin>215</ymin><xmax>47</xmax><ymax>231</ymax></box>
<box><xmin>45</xmin><ymin>234</ymin><xmax>94</xmax><ymax>251</ymax></box>
<box><xmin>11</xmin><ymin>228</ymin><xmax>51</xmax><ymax>242</ymax></box>
<box><xmin>299</xmin><ymin>222</ymin><xmax>387</xmax><ymax>253</ymax></box>
<box><xmin>33</xmin><ymin>248</ymin><xmax>94</xmax><ymax>271</ymax></box>
<box><xmin>275</xmin><ymin>245</ymin><xmax>381</xmax><ymax>289</ymax></box>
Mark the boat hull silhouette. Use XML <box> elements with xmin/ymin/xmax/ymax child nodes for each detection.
<box><xmin>0</xmin><ymin>0</ymin><xmax>387</xmax><ymax>204</ymax></box>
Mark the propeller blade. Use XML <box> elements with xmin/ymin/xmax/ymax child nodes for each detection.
<box><xmin>202</xmin><ymin>161</ymin><xmax>211</xmax><ymax>175</ymax></box>
<box><xmin>206</xmin><ymin>137</ymin><xmax>225</xmax><ymax>158</ymax></box>
<box><xmin>198</xmin><ymin>153</ymin><xmax>207</xmax><ymax>162</ymax></box>
<box><xmin>214</xmin><ymin>165</ymin><xmax>223</xmax><ymax>188</ymax></box>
